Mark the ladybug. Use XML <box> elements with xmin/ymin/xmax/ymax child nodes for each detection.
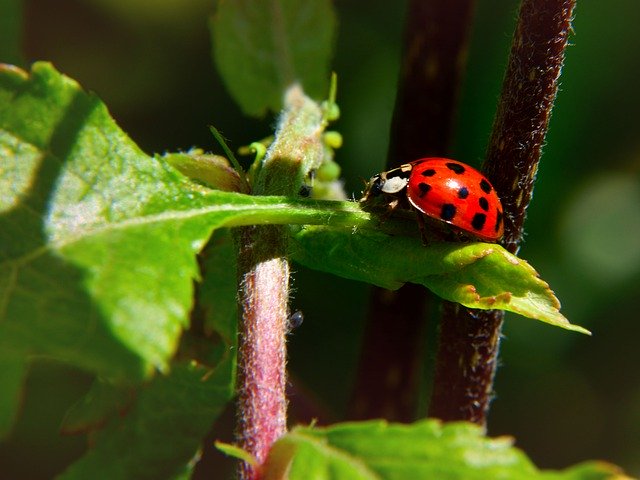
<box><xmin>361</xmin><ymin>158</ymin><xmax>504</xmax><ymax>242</ymax></box>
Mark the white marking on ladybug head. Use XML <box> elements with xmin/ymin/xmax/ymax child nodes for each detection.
<box><xmin>381</xmin><ymin>176</ymin><xmax>408</xmax><ymax>194</ymax></box>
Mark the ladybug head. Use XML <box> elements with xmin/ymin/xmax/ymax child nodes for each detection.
<box><xmin>361</xmin><ymin>170</ymin><xmax>410</xmax><ymax>205</ymax></box>
<box><xmin>364</xmin><ymin>174</ymin><xmax>384</xmax><ymax>198</ymax></box>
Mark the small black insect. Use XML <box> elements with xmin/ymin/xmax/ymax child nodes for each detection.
<box><xmin>288</xmin><ymin>310</ymin><xmax>304</xmax><ymax>331</ymax></box>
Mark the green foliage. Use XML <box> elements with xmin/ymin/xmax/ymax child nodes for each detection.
<box><xmin>0</xmin><ymin>349</ymin><xmax>27</xmax><ymax>439</ymax></box>
<box><xmin>60</xmin><ymin>379</ymin><xmax>135</xmax><ymax>435</ymax></box>
<box><xmin>197</xmin><ymin>229</ymin><xmax>239</xmax><ymax>341</ymax></box>
<box><xmin>0</xmin><ymin>62</ymin><xmax>213</xmax><ymax>380</ymax></box>
<box><xmin>264</xmin><ymin>420</ymin><xmax>627</xmax><ymax>480</ymax></box>
<box><xmin>211</xmin><ymin>0</ymin><xmax>337</xmax><ymax>116</ymax></box>
<box><xmin>0</xmin><ymin>61</ymin><xmax>239</xmax><ymax>476</ymax></box>
<box><xmin>58</xmin><ymin>359</ymin><xmax>234</xmax><ymax>480</ymax></box>
<box><xmin>0</xmin><ymin>58</ymin><xmax>603</xmax><ymax>478</ymax></box>
<box><xmin>215</xmin><ymin>441</ymin><xmax>258</xmax><ymax>467</ymax></box>
<box><xmin>0</xmin><ymin>61</ymin><xmax>586</xmax><ymax>390</ymax></box>
<box><xmin>163</xmin><ymin>151</ymin><xmax>248</xmax><ymax>193</ymax></box>
<box><xmin>291</xmin><ymin>226</ymin><xmax>589</xmax><ymax>334</ymax></box>
<box><xmin>0</xmin><ymin>1</ymin><xmax>631</xmax><ymax>474</ymax></box>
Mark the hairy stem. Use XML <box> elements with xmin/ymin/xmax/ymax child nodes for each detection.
<box><xmin>349</xmin><ymin>0</ymin><xmax>476</xmax><ymax>421</ymax></box>
<box><xmin>428</xmin><ymin>0</ymin><xmax>576</xmax><ymax>425</ymax></box>
<box><xmin>235</xmin><ymin>225</ymin><xmax>289</xmax><ymax>480</ymax></box>
<box><xmin>483</xmin><ymin>0</ymin><xmax>576</xmax><ymax>254</ymax></box>
<box><xmin>234</xmin><ymin>85</ymin><xmax>327</xmax><ymax>479</ymax></box>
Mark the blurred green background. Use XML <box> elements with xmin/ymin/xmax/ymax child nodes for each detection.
<box><xmin>1</xmin><ymin>0</ymin><xmax>639</xmax><ymax>477</ymax></box>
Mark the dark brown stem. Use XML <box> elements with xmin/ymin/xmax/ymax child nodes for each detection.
<box><xmin>235</xmin><ymin>225</ymin><xmax>289</xmax><ymax>480</ymax></box>
<box><xmin>349</xmin><ymin>0</ymin><xmax>476</xmax><ymax>422</ymax></box>
<box><xmin>349</xmin><ymin>283</ymin><xmax>430</xmax><ymax>421</ymax></box>
<box><xmin>428</xmin><ymin>304</ymin><xmax>503</xmax><ymax>424</ymax></box>
<box><xmin>484</xmin><ymin>0</ymin><xmax>576</xmax><ymax>254</ymax></box>
<box><xmin>388</xmin><ymin>0</ymin><xmax>477</xmax><ymax>162</ymax></box>
<box><xmin>428</xmin><ymin>0</ymin><xmax>576</xmax><ymax>425</ymax></box>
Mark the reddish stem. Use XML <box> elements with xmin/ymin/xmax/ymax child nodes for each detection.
<box><xmin>235</xmin><ymin>225</ymin><xmax>289</xmax><ymax>479</ymax></box>
<box><xmin>349</xmin><ymin>0</ymin><xmax>476</xmax><ymax>421</ymax></box>
<box><xmin>428</xmin><ymin>0</ymin><xmax>576</xmax><ymax>425</ymax></box>
<box><xmin>232</xmin><ymin>85</ymin><xmax>325</xmax><ymax>479</ymax></box>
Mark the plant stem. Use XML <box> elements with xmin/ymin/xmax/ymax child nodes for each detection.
<box><xmin>387</xmin><ymin>0</ymin><xmax>477</xmax><ymax>162</ymax></box>
<box><xmin>428</xmin><ymin>0</ymin><xmax>576</xmax><ymax>425</ymax></box>
<box><xmin>349</xmin><ymin>0</ymin><xmax>476</xmax><ymax>422</ymax></box>
<box><xmin>235</xmin><ymin>225</ymin><xmax>289</xmax><ymax>480</ymax></box>
<box><xmin>484</xmin><ymin>0</ymin><xmax>576</xmax><ymax>254</ymax></box>
<box><xmin>233</xmin><ymin>85</ymin><xmax>326</xmax><ymax>479</ymax></box>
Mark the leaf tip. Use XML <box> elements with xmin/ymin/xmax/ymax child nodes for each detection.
<box><xmin>567</xmin><ymin>324</ymin><xmax>592</xmax><ymax>336</ymax></box>
<box><xmin>214</xmin><ymin>440</ymin><xmax>259</xmax><ymax>467</ymax></box>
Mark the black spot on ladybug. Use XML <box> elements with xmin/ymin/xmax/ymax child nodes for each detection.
<box><xmin>441</xmin><ymin>203</ymin><xmax>456</xmax><ymax>221</ymax></box>
<box><xmin>457</xmin><ymin>187</ymin><xmax>469</xmax><ymax>199</ymax></box>
<box><xmin>472</xmin><ymin>213</ymin><xmax>487</xmax><ymax>231</ymax></box>
<box><xmin>446</xmin><ymin>162</ymin><xmax>466</xmax><ymax>174</ymax></box>
<box><xmin>421</xmin><ymin>169</ymin><xmax>436</xmax><ymax>177</ymax></box>
<box><xmin>495</xmin><ymin>209</ymin><xmax>503</xmax><ymax>232</ymax></box>
<box><xmin>478</xmin><ymin>197</ymin><xmax>489</xmax><ymax>211</ymax></box>
<box><xmin>418</xmin><ymin>182</ymin><xmax>431</xmax><ymax>197</ymax></box>
<box><xmin>480</xmin><ymin>179</ymin><xmax>492</xmax><ymax>194</ymax></box>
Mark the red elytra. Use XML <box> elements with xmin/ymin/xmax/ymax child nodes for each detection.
<box><xmin>363</xmin><ymin>157</ymin><xmax>504</xmax><ymax>242</ymax></box>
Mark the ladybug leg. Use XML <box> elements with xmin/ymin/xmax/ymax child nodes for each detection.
<box><xmin>415</xmin><ymin>212</ymin><xmax>430</xmax><ymax>245</ymax></box>
<box><xmin>444</xmin><ymin>227</ymin><xmax>459</xmax><ymax>243</ymax></box>
<box><xmin>375</xmin><ymin>198</ymin><xmax>401</xmax><ymax>223</ymax></box>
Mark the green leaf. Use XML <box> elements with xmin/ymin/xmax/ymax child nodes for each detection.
<box><xmin>0</xmin><ymin>63</ymin><xmax>341</xmax><ymax>382</ymax></box>
<box><xmin>59</xmin><ymin>229</ymin><xmax>238</xmax><ymax>477</ymax></box>
<box><xmin>198</xmin><ymin>229</ymin><xmax>238</xmax><ymax>342</ymax></box>
<box><xmin>264</xmin><ymin>420</ymin><xmax>629</xmax><ymax>480</ymax></box>
<box><xmin>0</xmin><ymin>62</ymin><xmax>583</xmax><ymax>390</ymax></box>
<box><xmin>0</xmin><ymin>62</ymin><xmax>211</xmax><ymax>380</ymax></box>
<box><xmin>211</xmin><ymin>0</ymin><xmax>337</xmax><ymax>116</ymax></box>
<box><xmin>0</xmin><ymin>70</ymin><xmax>368</xmax><ymax>382</ymax></box>
<box><xmin>0</xmin><ymin>349</ymin><xmax>28</xmax><ymax>439</ymax></box>
<box><xmin>58</xmin><ymin>358</ymin><xmax>234</xmax><ymax>480</ymax></box>
<box><xmin>60</xmin><ymin>379</ymin><xmax>134</xmax><ymax>435</ymax></box>
<box><xmin>163</xmin><ymin>151</ymin><xmax>248</xmax><ymax>193</ymax></box>
<box><xmin>215</xmin><ymin>441</ymin><xmax>258</xmax><ymax>467</ymax></box>
<box><xmin>290</xmin><ymin>226</ymin><xmax>590</xmax><ymax>334</ymax></box>
<box><xmin>0</xmin><ymin>64</ymin><xmax>345</xmax><ymax>384</ymax></box>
